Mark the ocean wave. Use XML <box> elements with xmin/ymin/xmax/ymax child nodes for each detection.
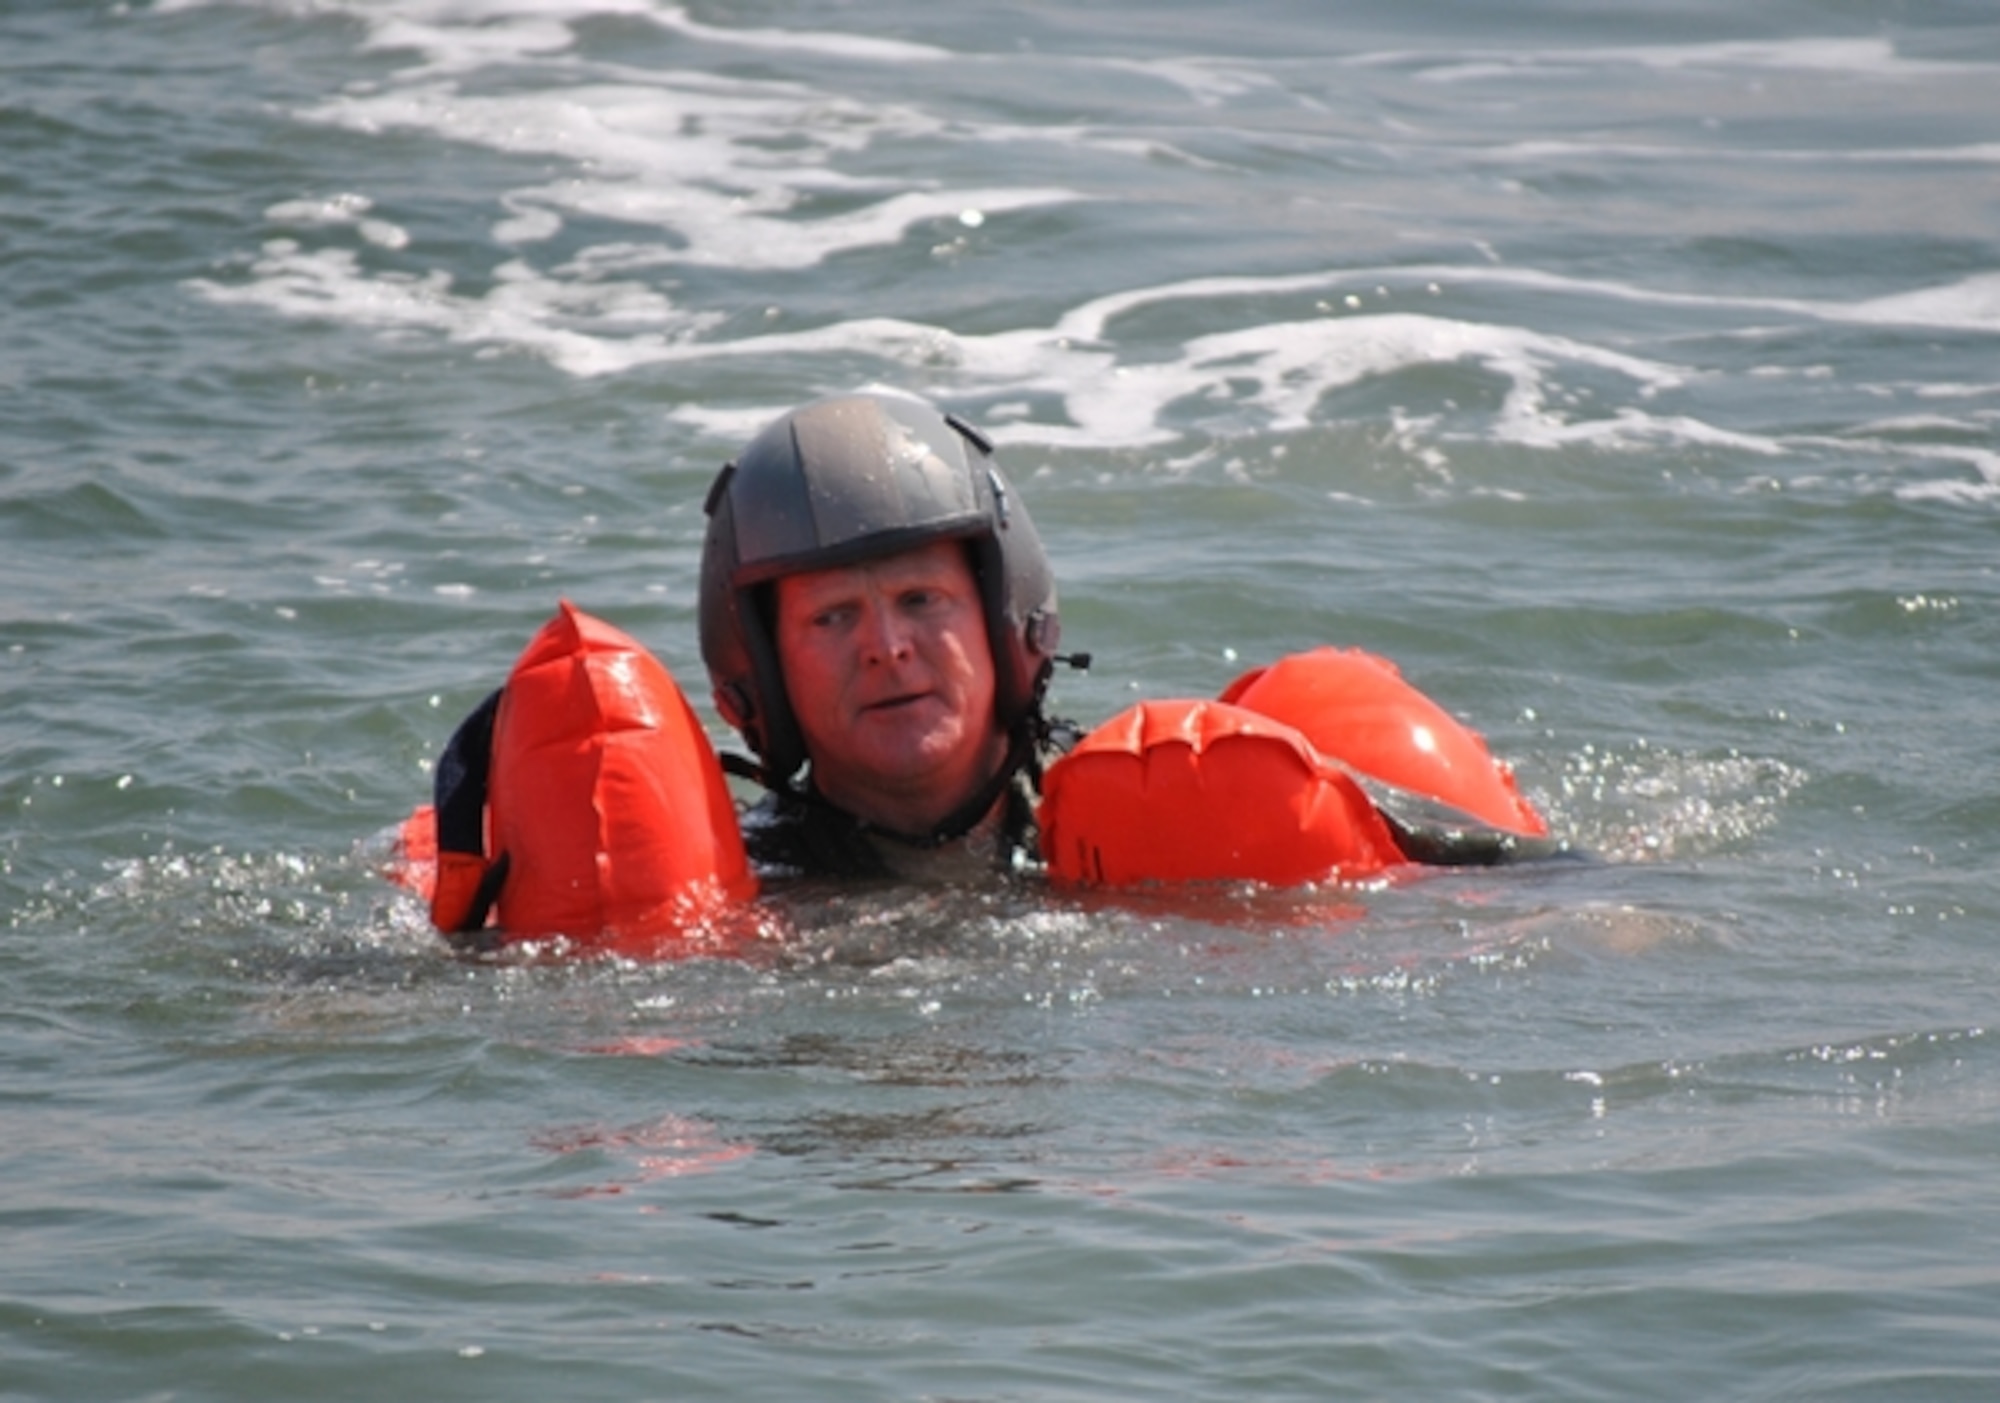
<box><xmin>165</xmin><ymin>0</ymin><xmax>1999</xmax><ymax>505</ymax></box>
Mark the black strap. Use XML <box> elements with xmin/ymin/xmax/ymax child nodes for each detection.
<box><xmin>732</xmin><ymin>710</ymin><xmax>1069</xmax><ymax>877</ymax></box>
<box><xmin>727</xmin><ymin>718</ymin><xmax>1038</xmax><ymax>849</ymax></box>
<box><xmin>719</xmin><ymin>751</ymin><xmax>767</xmax><ymax>786</ymax></box>
<box><xmin>872</xmin><ymin>726</ymin><xmax>1035</xmax><ymax>851</ymax></box>
<box><xmin>451</xmin><ymin>850</ymin><xmax>512</xmax><ymax>937</ymax></box>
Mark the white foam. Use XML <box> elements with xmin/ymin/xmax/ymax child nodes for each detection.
<box><xmin>1357</xmin><ymin>36</ymin><xmax>1989</xmax><ymax>84</ymax></box>
<box><xmin>1848</xmin><ymin>414</ymin><xmax>1987</xmax><ymax>437</ymax></box>
<box><xmin>190</xmin><ymin>245</ymin><xmax>727</xmax><ymax>378</ymax></box>
<box><xmin>1842</xmin><ymin>273</ymin><xmax>2000</xmax><ymax>335</ymax></box>
<box><xmin>1886</xmin><ymin>445</ymin><xmax>2000</xmax><ymax>505</ymax></box>
<box><xmin>1581</xmin><ymin>37</ymin><xmax>1980</xmax><ymax>79</ymax></box>
<box><xmin>646</xmin><ymin>304</ymin><xmax>1695</xmax><ymax>455</ymax></box>
<box><xmin>195</xmin><ymin>228</ymin><xmax>2000</xmax><ymax>466</ymax></box>
<box><xmin>265</xmin><ymin>193</ymin><xmax>376</xmax><ymax>226</ymax></box>
<box><xmin>1480</xmin><ymin>140</ymin><xmax>2000</xmax><ymax>168</ymax></box>
<box><xmin>161</xmin><ymin>0</ymin><xmax>975</xmax><ymax>80</ymax></box>
<box><xmin>1093</xmin><ymin>56</ymin><xmax>1282</xmax><ymax>107</ymax></box>
<box><xmin>648</xmin><ymin>4</ymin><xmax>950</xmax><ymax>64</ymax></box>
<box><xmin>201</xmin><ymin>236</ymin><xmax>1676</xmax><ymax>447</ymax></box>
<box><xmin>357</xmin><ymin>12</ymin><xmax>583</xmax><ymax>77</ymax></box>
<box><xmin>1303</xmin><ymin>264</ymin><xmax>2000</xmax><ymax>339</ymax></box>
<box><xmin>1913</xmin><ymin>383</ymin><xmax>2000</xmax><ymax>401</ymax></box>
<box><xmin>297</xmin><ymin>75</ymin><xmax>1083</xmax><ymax>269</ymax></box>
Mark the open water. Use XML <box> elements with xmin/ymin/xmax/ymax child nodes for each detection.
<box><xmin>6</xmin><ymin>1</ymin><xmax>2000</xmax><ymax>1398</ymax></box>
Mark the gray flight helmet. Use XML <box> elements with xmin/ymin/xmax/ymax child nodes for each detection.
<box><xmin>699</xmin><ymin>391</ymin><xmax>1060</xmax><ymax>784</ymax></box>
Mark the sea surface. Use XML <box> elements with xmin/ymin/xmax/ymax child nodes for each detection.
<box><xmin>6</xmin><ymin>1</ymin><xmax>2000</xmax><ymax>1398</ymax></box>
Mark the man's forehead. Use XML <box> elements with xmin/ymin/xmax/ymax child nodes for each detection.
<box><xmin>778</xmin><ymin>540</ymin><xmax>974</xmax><ymax>602</ymax></box>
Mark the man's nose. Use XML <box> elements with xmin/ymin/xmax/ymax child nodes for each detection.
<box><xmin>858</xmin><ymin>601</ymin><xmax>914</xmax><ymax>662</ymax></box>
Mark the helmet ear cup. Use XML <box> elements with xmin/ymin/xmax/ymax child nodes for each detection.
<box><xmin>714</xmin><ymin>681</ymin><xmax>752</xmax><ymax>734</ymax></box>
<box><xmin>742</xmin><ymin>594</ymin><xmax>806</xmax><ymax>782</ymax></box>
<box><xmin>1027</xmin><ymin>610</ymin><xmax>1061</xmax><ymax>656</ymax></box>
<box><xmin>968</xmin><ymin>464</ymin><xmax>1059</xmax><ymax>733</ymax></box>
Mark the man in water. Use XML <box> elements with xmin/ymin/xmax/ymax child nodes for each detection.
<box><xmin>426</xmin><ymin>390</ymin><xmax>1553</xmax><ymax>937</ymax></box>
<box><xmin>697</xmin><ymin>391</ymin><xmax>1071</xmax><ymax>880</ymax></box>
<box><xmin>698</xmin><ymin>390</ymin><xmax>1560</xmax><ymax>879</ymax></box>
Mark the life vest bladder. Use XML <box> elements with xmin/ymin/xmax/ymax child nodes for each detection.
<box><xmin>1221</xmin><ymin>647</ymin><xmax>1548</xmax><ymax>838</ymax></box>
<box><xmin>1038</xmin><ymin>697</ymin><xmax>1406</xmax><ymax>887</ymax></box>
<box><xmin>1037</xmin><ymin>649</ymin><xmax>1549</xmax><ymax>889</ymax></box>
<box><xmin>399</xmin><ymin>601</ymin><xmax>759</xmax><ymax>957</ymax></box>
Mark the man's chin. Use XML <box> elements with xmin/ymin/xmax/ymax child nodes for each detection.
<box><xmin>838</xmin><ymin>720</ymin><xmax>978</xmax><ymax>784</ymax></box>
<box><xmin>854</xmin><ymin>734</ymin><xmax>963</xmax><ymax>784</ymax></box>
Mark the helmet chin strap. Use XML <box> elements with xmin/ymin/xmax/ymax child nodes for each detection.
<box><xmin>872</xmin><ymin>661</ymin><xmax>1087</xmax><ymax>849</ymax></box>
<box><xmin>729</xmin><ymin>719</ymin><xmax>1039</xmax><ymax>852</ymax></box>
<box><xmin>870</xmin><ymin>665</ymin><xmax>1082</xmax><ymax>849</ymax></box>
<box><xmin>862</xmin><ymin>724</ymin><xmax>1038</xmax><ymax>850</ymax></box>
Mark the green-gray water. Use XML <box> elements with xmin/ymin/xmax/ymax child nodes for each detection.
<box><xmin>6</xmin><ymin>2</ymin><xmax>1999</xmax><ymax>1398</ymax></box>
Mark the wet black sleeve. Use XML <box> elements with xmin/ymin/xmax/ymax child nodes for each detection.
<box><xmin>1380</xmin><ymin>811</ymin><xmax>1582</xmax><ymax>867</ymax></box>
<box><xmin>433</xmin><ymin>688</ymin><xmax>501</xmax><ymax>857</ymax></box>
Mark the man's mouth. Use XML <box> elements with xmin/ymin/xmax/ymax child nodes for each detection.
<box><xmin>861</xmin><ymin>690</ymin><xmax>932</xmax><ymax>715</ymax></box>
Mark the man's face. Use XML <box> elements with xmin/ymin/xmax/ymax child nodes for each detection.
<box><xmin>774</xmin><ymin>539</ymin><xmax>1003</xmax><ymax>834</ymax></box>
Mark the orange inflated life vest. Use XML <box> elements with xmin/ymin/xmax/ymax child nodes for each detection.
<box><xmin>1221</xmin><ymin>647</ymin><xmax>1548</xmax><ymax>838</ymax></box>
<box><xmin>1037</xmin><ymin>649</ymin><xmax>1549</xmax><ymax>888</ymax></box>
<box><xmin>399</xmin><ymin>601</ymin><xmax>758</xmax><ymax>956</ymax></box>
<box><xmin>1038</xmin><ymin>697</ymin><xmax>1406</xmax><ymax>887</ymax></box>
